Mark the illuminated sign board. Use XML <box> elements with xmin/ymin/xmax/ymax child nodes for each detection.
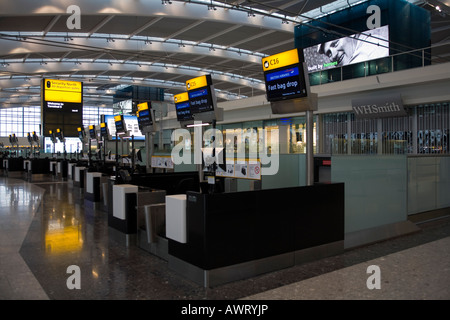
<box><xmin>262</xmin><ymin>48</ymin><xmax>308</xmax><ymax>102</ymax></box>
<box><xmin>41</xmin><ymin>78</ymin><xmax>83</xmax><ymax>137</ymax></box>
<box><xmin>186</xmin><ymin>75</ymin><xmax>210</xmax><ymax>91</ymax></box>
<box><xmin>303</xmin><ymin>25</ymin><xmax>389</xmax><ymax>73</ymax></box>
<box><xmin>114</xmin><ymin>115</ymin><xmax>125</xmax><ymax>133</ymax></box>
<box><xmin>100</xmin><ymin>122</ymin><xmax>109</xmax><ymax>138</ymax></box>
<box><xmin>43</xmin><ymin>79</ymin><xmax>82</xmax><ymax>103</ymax></box>
<box><xmin>174</xmin><ymin>92</ymin><xmax>193</xmax><ymax>122</ymax></box>
<box><xmin>136</xmin><ymin>102</ymin><xmax>153</xmax><ymax>127</ymax></box>
<box><xmin>77</xmin><ymin>127</ymin><xmax>85</xmax><ymax>140</ymax></box>
<box><xmin>262</xmin><ymin>48</ymin><xmax>300</xmax><ymax>72</ymax></box>
<box><xmin>88</xmin><ymin>125</ymin><xmax>96</xmax><ymax>139</ymax></box>
<box><xmin>186</xmin><ymin>75</ymin><xmax>216</xmax><ymax>115</ymax></box>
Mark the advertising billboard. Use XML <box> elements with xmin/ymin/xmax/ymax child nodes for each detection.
<box><xmin>303</xmin><ymin>25</ymin><xmax>389</xmax><ymax>73</ymax></box>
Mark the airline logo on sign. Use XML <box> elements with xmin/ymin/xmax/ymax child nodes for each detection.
<box><xmin>262</xmin><ymin>48</ymin><xmax>300</xmax><ymax>72</ymax></box>
<box><xmin>186</xmin><ymin>75</ymin><xmax>210</xmax><ymax>91</ymax></box>
<box><xmin>174</xmin><ymin>92</ymin><xmax>189</xmax><ymax>103</ymax></box>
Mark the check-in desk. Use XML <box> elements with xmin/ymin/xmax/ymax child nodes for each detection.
<box><xmin>108</xmin><ymin>182</ymin><xmax>166</xmax><ymax>248</ymax></box>
<box><xmin>26</xmin><ymin>158</ymin><xmax>50</xmax><ymax>181</ymax></box>
<box><xmin>166</xmin><ymin>183</ymin><xmax>345</xmax><ymax>287</ymax></box>
<box><xmin>49</xmin><ymin>161</ymin><xmax>58</xmax><ymax>179</ymax></box>
<box><xmin>67</xmin><ymin>162</ymin><xmax>76</xmax><ymax>181</ymax></box>
<box><xmin>85</xmin><ymin>172</ymin><xmax>104</xmax><ymax>203</ymax></box>
<box><xmin>4</xmin><ymin>158</ymin><xmax>24</xmax><ymax>178</ymax></box>
<box><xmin>73</xmin><ymin>166</ymin><xmax>86</xmax><ymax>188</ymax></box>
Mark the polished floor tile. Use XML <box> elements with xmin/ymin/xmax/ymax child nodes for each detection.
<box><xmin>1</xmin><ymin>174</ymin><xmax>450</xmax><ymax>301</ymax></box>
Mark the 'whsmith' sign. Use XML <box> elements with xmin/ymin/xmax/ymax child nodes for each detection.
<box><xmin>352</xmin><ymin>94</ymin><xmax>406</xmax><ymax>119</ymax></box>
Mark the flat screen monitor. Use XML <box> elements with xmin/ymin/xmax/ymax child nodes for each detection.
<box><xmin>176</xmin><ymin>101</ymin><xmax>193</xmax><ymax>121</ymax></box>
<box><xmin>77</xmin><ymin>127</ymin><xmax>85</xmax><ymax>140</ymax></box>
<box><xmin>105</xmin><ymin>115</ymin><xmax>145</xmax><ymax>140</ymax></box>
<box><xmin>186</xmin><ymin>75</ymin><xmax>216</xmax><ymax>116</ymax></box>
<box><xmin>89</xmin><ymin>125</ymin><xmax>96</xmax><ymax>139</ymax></box>
<box><xmin>188</xmin><ymin>88</ymin><xmax>214</xmax><ymax>114</ymax></box>
<box><xmin>303</xmin><ymin>25</ymin><xmax>390</xmax><ymax>73</ymax></box>
<box><xmin>100</xmin><ymin>122</ymin><xmax>109</xmax><ymax>138</ymax></box>
<box><xmin>114</xmin><ymin>115</ymin><xmax>125</xmax><ymax>133</ymax></box>
<box><xmin>174</xmin><ymin>92</ymin><xmax>193</xmax><ymax>122</ymax></box>
<box><xmin>264</xmin><ymin>65</ymin><xmax>308</xmax><ymax>101</ymax></box>
<box><xmin>137</xmin><ymin>102</ymin><xmax>153</xmax><ymax>128</ymax></box>
<box><xmin>262</xmin><ymin>48</ymin><xmax>309</xmax><ymax>102</ymax></box>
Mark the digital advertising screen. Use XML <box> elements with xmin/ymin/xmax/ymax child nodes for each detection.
<box><xmin>41</xmin><ymin>78</ymin><xmax>83</xmax><ymax>137</ymax></box>
<box><xmin>303</xmin><ymin>25</ymin><xmax>390</xmax><ymax>73</ymax></box>
<box><xmin>105</xmin><ymin>115</ymin><xmax>145</xmax><ymax>140</ymax></box>
<box><xmin>262</xmin><ymin>48</ymin><xmax>308</xmax><ymax>102</ymax></box>
<box><xmin>174</xmin><ymin>92</ymin><xmax>193</xmax><ymax>122</ymax></box>
<box><xmin>186</xmin><ymin>75</ymin><xmax>216</xmax><ymax>115</ymax></box>
<box><xmin>136</xmin><ymin>102</ymin><xmax>153</xmax><ymax>128</ymax></box>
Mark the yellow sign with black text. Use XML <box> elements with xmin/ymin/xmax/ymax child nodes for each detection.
<box><xmin>44</xmin><ymin>79</ymin><xmax>82</xmax><ymax>103</ymax></box>
<box><xmin>186</xmin><ymin>75</ymin><xmax>209</xmax><ymax>91</ymax></box>
<box><xmin>137</xmin><ymin>102</ymin><xmax>149</xmax><ymax>112</ymax></box>
<box><xmin>262</xmin><ymin>48</ymin><xmax>300</xmax><ymax>72</ymax></box>
<box><xmin>174</xmin><ymin>92</ymin><xmax>189</xmax><ymax>103</ymax></box>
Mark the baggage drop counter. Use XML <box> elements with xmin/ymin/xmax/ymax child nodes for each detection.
<box><xmin>167</xmin><ymin>183</ymin><xmax>345</xmax><ymax>287</ymax></box>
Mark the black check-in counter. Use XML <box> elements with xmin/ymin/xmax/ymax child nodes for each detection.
<box><xmin>3</xmin><ymin>158</ymin><xmax>24</xmax><ymax>178</ymax></box>
<box><xmin>167</xmin><ymin>182</ymin><xmax>345</xmax><ymax>287</ymax></box>
<box><xmin>106</xmin><ymin>172</ymin><xmax>200</xmax><ymax>248</ymax></box>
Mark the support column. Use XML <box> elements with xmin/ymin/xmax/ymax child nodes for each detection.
<box><xmin>306</xmin><ymin>110</ymin><xmax>314</xmax><ymax>186</ymax></box>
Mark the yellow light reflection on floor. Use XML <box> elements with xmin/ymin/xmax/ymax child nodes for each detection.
<box><xmin>45</xmin><ymin>225</ymin><xmax>83</xmax><ymax>255</ymax></box>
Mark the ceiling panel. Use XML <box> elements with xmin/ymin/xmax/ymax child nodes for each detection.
<box><xmin>137</xmin><ymin>17</ymin><xmax>199</xmax><ymax>38</ymax></box>
<box><xmin>0</xmin><ymin>16</ymin><xmax>52</xmax><ymax>31</ymax></box>
<box><xmin>176</xmin><ymin>20</ymin><xmax>239</xmax><ymax>42</ymax></box>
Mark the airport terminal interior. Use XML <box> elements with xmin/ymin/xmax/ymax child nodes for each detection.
<box><xmin>0</xmin><ymin>0</ymin><xmax>450</xmax><ymax>301</ymax></box>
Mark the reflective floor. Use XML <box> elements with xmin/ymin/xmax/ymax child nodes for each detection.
<box><xmin>1</xmin><ymin>174</ymin><xmax>450</xmax><ymax>300</ymax></box>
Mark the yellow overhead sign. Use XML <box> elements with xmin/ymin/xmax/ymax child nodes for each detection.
<box><xmin>114</xmin><ymin>115</ymin><xmax>122</xmax><ymax>122</ymax></box>
<box><xmin>262</xmin><ymin>48</ymin><xmax>300</xmax><ymax>72</ymax></box>
<box><xmin>186</xmin><ymin>75</ymin><xmax>209</xmax><ymax>91</ymax></box>
<box><xmin>44</xmin><ymin>79</ymin><xmax>82</xmax><ymax>103</ymax></box>
<box><xmin>174</xmin><ymin>92</ymin><xmax>189</xmax><ymax>104</ymax></box>
<box><xmin>100</xmin><ymin>123</ymin><xmax>106</xmax><ymax>128</ymax></box>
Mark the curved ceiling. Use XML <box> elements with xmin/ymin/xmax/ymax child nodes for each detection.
<box><xmin>0</xmin><ymin>0</ymin><xmax>448</xmax><ymax>108</ymax></box>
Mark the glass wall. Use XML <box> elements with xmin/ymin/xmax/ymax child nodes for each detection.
<box><xmin>321</xmin><ymin>102</ymin><xmax>450</xmax><ymax>155</ymax></box>
<box><xmin>0</xmin><ymin>105</ymin><xmax>114</xmax><ymax>138</ymax></box>
<box><xmin>0</xmin><ymin>106</ymin><xmax>40</xmax><ymax>137</ymax></box>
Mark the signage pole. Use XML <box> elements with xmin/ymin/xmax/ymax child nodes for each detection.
<box><xmin>306</xmin><ymin>110</ymin><xmax>314</xmax><ymax>186</ymax></box>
